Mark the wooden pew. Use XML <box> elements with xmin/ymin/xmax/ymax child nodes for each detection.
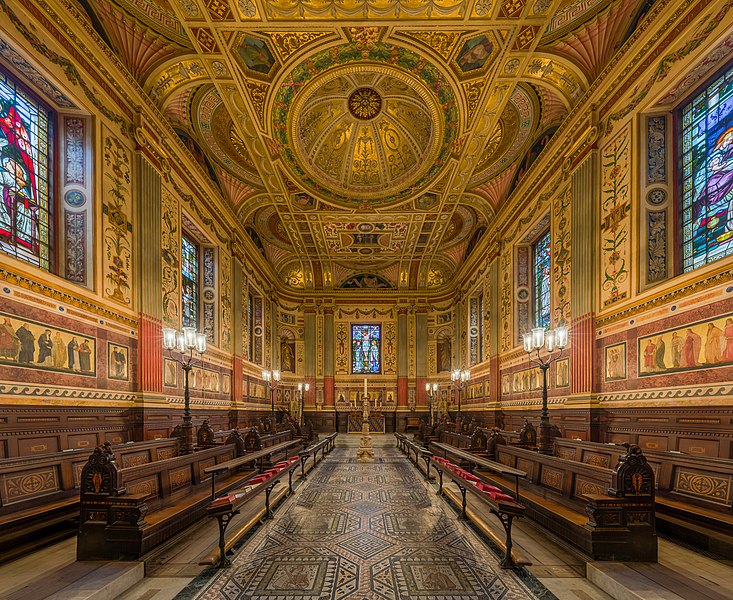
<box><xmin>429</xmin><ymin>455</ymin><xmax>526</xmax><ymax>568</ymax></box>
<box><xmin>207</xmin><ymin>432</ymin><xmax>337</xmax><ymax>568</ymax></box>
<box><xmin>394</xmin><ymin>433</ymin><xmax>433</xmax><ymax>479</ymax></box>
<box><xmin>551</xmin><ymin>437</ymin><xmax>733</xmax><ymax>556</ymax></box>
<box><xmin>76</xmin><ymin>430</ymin><xmax>298</xmax><ymax>561</ymax></box>
<box><xmin>299</xmin><ymin>433</ymin><xmax>338</xmax><ymax>478</ymax></box>
<box><xmin>429</xmin><ymin>442</ymin><xmax>526</xmax><ymax>500</ymax></box>
<box><xmin>0</xmin><ymin>438</ymin><xmax>178</xmax><ymax>562</ymax></box>
<box><xmin>489</xmin><ymin>442</ymin><xmax>657</xmax><ymax>561</ymax></box>
<box><xmin>204</xmin><ymin>439</ymin><xmax>303</xmax><ymax>500</ymax></box>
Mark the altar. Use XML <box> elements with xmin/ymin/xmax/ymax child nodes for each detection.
<box><xmin>347</xmin><ymin>411</ymin><xmax>385</xmax><ymax>433</ymax></box>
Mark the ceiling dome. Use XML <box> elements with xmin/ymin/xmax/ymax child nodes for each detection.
<box><xmin>284</xmin><ymin>63</ymin><xmax>451</xmax><ymax>208</ymax></box>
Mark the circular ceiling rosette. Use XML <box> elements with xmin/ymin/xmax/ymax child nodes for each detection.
<box><xmin>273</xmin><ymin>43</ymin><xmax>459</xmax><ymax>209</ymax></box>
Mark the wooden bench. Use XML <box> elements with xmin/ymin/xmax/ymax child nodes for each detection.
<box><xmin>207</xmin><ymin>432</ymin><xmax>337</xmax><ymax>568</ymax></box>
<box><xmin>429</xmin><ymin>442</ymin><xmax>526</xmax><ymax>500</ymax></box>
<box><xmin>488</xmin><ymin>442</ymin><xmax>657</xmax><ymax>561</ymax></box>
<box><xmin>429</xmin><ymin>455</ymin><xmax>526</xmax><ymax>568</ymax></box>
<box><xmin>76</xmin><ymin>437</ymin><xmax>279</xmax><ymax>560</ymax></box>
<box><xmin>551</xmin><ymin>437</ymin><xmax>733</xmax><ymax>557</ymax></box>
<box><xmin>299</xmin><ymin>433</ymin><xmax>338</xmax><ymax>478</ymax></box>
<box><xmin>207</xmin><ymin>455</ymin><xmax>303</xmax><ymax>567</ymax></box>
<box><xmin>0</xmin><ymin>438</ymin><xmax>179</xmax><ymax>563</ymax></box>
<box><xmin>395</xmin><ymin>433</ymin><xmax>433</xmax><ymax>479</ymax></box>
<box><xmin>204</xmin><ymin>439</ymin><xmax>303</xmax><ymax>500</ymax></box>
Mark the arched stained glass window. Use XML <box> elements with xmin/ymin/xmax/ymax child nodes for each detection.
<box><xmin>0</xmin><ymin>71</ymin><xmax>51</xmax><ymax>270</ymax></box>
<box><xmin>681</xmin><ymin>65</ymin><xmax>733</xmax><ymax>272</ymax></box>
<box><xmin>351</xmin><ymin>324</ymin><xmax>381</xmax><ymax>374</ymax></box>
<box><xmin>181</xmin><ymin>233</ymin><xmax>199</xmax><ymax>328</ymax></box>
<box><xmin>533</xmin><ymin>230</ymin><xmax>551</xmax><ymax>329</ymax></box>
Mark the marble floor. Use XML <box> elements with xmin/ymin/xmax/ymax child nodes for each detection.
<box><xmin>189</xmin><ymin>442</ymin><xmax>545</xmax><ymax>599</ymax></box>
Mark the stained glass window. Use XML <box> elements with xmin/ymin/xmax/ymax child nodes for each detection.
<box><xmin>681</xmin><ymin>66</ymin><xmax>733</xmax><ymax>272</ymax></box>
<box><xmin>533</xmin><ymin>231</ymin><xmax>551</xmax><ymax>329</ymax></box>
<box><xmin>181</xmin><ymin>234</ymin><xmax>199</xmax><ymax>328</ymax></box>
<box><xmin>351</xmin><ymin>324</ymin><xmax>381</xmax><ymax>374</ymax></box>
<box><xmin>0</xmin><ymin>71</ymin><xmax>51</xmax><ymax>269</ymax></box>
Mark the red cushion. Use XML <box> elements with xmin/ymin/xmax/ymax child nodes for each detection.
<box><xmin>274</xmin><ymin>462</ymin><xmax>290</xmax><ymax>469</ymax></box>
<box><xmin>463</xmin><ymin>474</ymin><xmax>480</xmax><ymax>483</ymax></box>
<box><xmin>250</xmin><ymin>475</ymin><xmax>267</xmax><ymax>484</ymax></box>
<box><xmin>476</xmin><ymin>483</ymin><xmax>501</xmax><ymax>493</ymax></box>
<box><xmin>489</xmin><ymin>491</ymin><xmax>514</xmax><ymax>502</ymax></box>
<box><xmin>289</xmin><ymin>456</ymin><xmax>300</xmax><ymax>462</ymax></box>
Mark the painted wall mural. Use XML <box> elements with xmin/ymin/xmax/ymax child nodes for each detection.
<box><xmin>604</xmin><ymin>342</ymin><xmax>627</xmax><ymax>381</ymax></box>
<box><xmin>638</xmin><ymin>314</ymin><xmax>733</xmax><ymax>376</ymax></box>
<box><xmin>102</xmin><ymin>132</ymin><xmax>133</xmax><ymax>306</ymax></box>
<box><xmin>556</xmin><ymin>357</ymin><xmax>570</xmax><ymax>388</ymax></box>
<box><xmin>64</xmin><ymin>211</ymin><xmax>86</xmax><ymax>283</ymax></box>
<box><xmin>0</xmin><ymin>311</ymin><xmax>96</xmax><ymax>376</ymax></box>
<box><xmin>647</xmin><ymin>210</ymin><xmax>667</xmax><ymax>283</ymax></box>
<box><xmin>161</xmin><ymin>188</ymin><xmax>180</xmax><ymax>327</ymax></box>
<box><xmin>600</xmin><ymin>124</ymin><xmax>632</xmax><ymax>307</ymax></box>
<box><xmin>220</xmin><ymin>252</ymin><xmax>232</xmax><ymax>351</ymax></box>
<box><xmin>335</xmin><ymin>321</ymin><xmax>349</xmax><ymax>374</ymax></box>
<box><xmin>383</xmin><ymin>321</ymin><xmax>397</xmax><ymax>374</ymax></box>
<box><xmin>108</xmin><ymin>342</ymin><xmax>129</xmax><ymax>381</ymax></box>
<box><xmin>552</xmin><ymin>188</ymin><xmax>571</xmax><ymax>325</ymax></box>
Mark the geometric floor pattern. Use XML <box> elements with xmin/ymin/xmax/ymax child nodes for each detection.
<box><xmin>193</xmin><ymin>444</ymin><xmax>542</xmax><ymax>599</ymax></box>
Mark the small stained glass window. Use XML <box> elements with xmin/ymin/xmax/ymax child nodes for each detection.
<box><xmin>351</xmin><ymin>324</ymin><xmax>381</xmax><ymax>374</ymax></box>
<box><xmin>533</xmin><ymin>231</ymin><xmax>551</xmax><ymax>329</ymax></box>
<box><xmin>181</xmin><ymin>234</ymin><xmax>199</xmax><ymax>328</ymax></box>
<box><xmin>681</xmin><ymin>65</ymin><xmax>733</xmax><ymax>271</ymax></box>
<box><xmin>0</xmin><ymin>71</ymin><xmax>51</xmax><ymax>269</ymax></box>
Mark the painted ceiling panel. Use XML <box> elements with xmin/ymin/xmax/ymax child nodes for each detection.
<box><xmin>82</xmin><ymin>0</ymin><xmax>652</xmax><ymax>290</ymax></box>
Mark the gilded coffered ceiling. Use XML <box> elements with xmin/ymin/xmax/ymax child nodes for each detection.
<box><xmin>80</xmin><ymin>0</ymin><xmax>653</xmax><ymax>291</ymax></box>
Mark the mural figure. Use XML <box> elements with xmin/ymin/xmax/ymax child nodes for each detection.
<box><xmin>437</xmin><ymin>338</ymin><xmax>451</xmax><ymax>372</ymax></box>
<box><xmin>0</xmin><ymin>318</ymin><xmax>19</xmax><ymax>359</ymax></box>
<box><xmin>643</xmin><ymin>338</ymin><xmax>656</xmax><ymax>370</ymax></box>
<box><xmin>67</xmin><ymin>337</ymin><xmax>79</xmax><ymax>371</ymax></box>
<box><xmin>725</xmin><ymin>318</ymin><xmax>733</xmax><ymax>361</ymax></box>
<box><xmin>456</xmin><ymin>36</ymin><xmax>494</xmax><ymax>72</ymax></box>
<box><xmin>654</xmin><ymin>337</ymin><xmax>666</xmax><ymax>370</ymax></box>
<box><xmin>280</xmin><ymin>338</ymin><xmax>295</xmax><ymax>372</ymax></box>
<box><xmin>671</xmin><ymin>331</ymin><xmax>683</xmax><ymax>368</ymax></box>
<box><xmin>236</xmin><ymin>36</ymin><xmax>276</xmax><ymax>75</ymax></box>
<box><xmin>705</xmin><ymin>322</ymin><xmax>724</xmax><ymax>364</ymax></box>
<box><xmin>52</xmin><ymin>331</ymin><xmax>65</xmax><ymax>368</ymax></box>
<box><xmin>111</xmin><ymin>345</ymin><xmax>128</xmax><ymax>379</ymax></box>
<box><xmin>78</xmin><ymin>340</ymin><xmax>92</xmax><ymax>372</ymax></box>
<box><xmin>682</xmin><ymin>329</ymin><xmax>701</xmax><ymax>368</ymax></box>
<box><xmin>37</xmin><ymin>328</ymin><xmax>52</xmax><ymax>365</ymax></box>
<box><xmin>16</xmin><ymin>322</ymin><xmax>34</xmax><ymax>363</ymax></box>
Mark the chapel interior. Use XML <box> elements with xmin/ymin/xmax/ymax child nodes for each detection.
<box><xmin>1</xmin><ymin>0</ymin><xmax>733</xmax><ymax>598</ymax></box>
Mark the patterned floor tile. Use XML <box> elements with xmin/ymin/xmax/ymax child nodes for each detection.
<box><xmin>337</xmin><ymin>532</ymin><xmax>393</xmax><ymax>559</ymax></box>
<box><xmin>190</xmin><ymin>445</ymin><xmax>542</xmax><ymax>600</ymax></box>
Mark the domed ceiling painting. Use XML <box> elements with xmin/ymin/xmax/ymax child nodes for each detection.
<box><xmin>85</xmin><ymin>0</ymin><xmax>652</xmax><ymax>290</ymax></box>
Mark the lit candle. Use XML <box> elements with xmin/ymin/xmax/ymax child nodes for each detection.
<box><xmin>363</xmin><ymin>378</ymin><xmax>367</xmax><ymax>395</ymax></box>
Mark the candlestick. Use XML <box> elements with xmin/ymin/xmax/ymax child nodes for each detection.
<box><xmin>363</xmin><ymin>378</ymin><xmax>367</xmax><ymax>395</ymax></box>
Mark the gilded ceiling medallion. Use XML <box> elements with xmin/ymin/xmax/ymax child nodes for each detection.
<box><xmin>348</xmin><ymin>87</ymin><xmax>382</xmax><ymax>120</ymax></box>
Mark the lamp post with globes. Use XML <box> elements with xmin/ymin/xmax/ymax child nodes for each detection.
<box><xmin>522</xmin><ymin>325</ymin><xmax>568</xmax><ymax>455</ymax></box>
<box><xmin>262</xmin><ymin>369</ymin><xmax>280</xmax><ymax>419</ymax></box>
<box><xmin>297</xmin><ymin>382</ymin><xmax>310</xmax><ymax>427</ymax></box>
<box><xmin>162</xmin><ymin>327</ymin><xmax>207</xmax><ymax>455</ymax></box>
<box><xmin>425</xmin><ymin>382</ymin><xmax>439</xmax><ymax>426</ymax></box>
<box><xmin>451</xmin><ymin>369</ymin><xmax>470</xmax><ymax>415</ymax></box>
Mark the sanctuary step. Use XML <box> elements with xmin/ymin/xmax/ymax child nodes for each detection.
<box><xmin>2</xmin><ymin>540</ymin><xmax>143</xmax><ymax>600</ymax></box>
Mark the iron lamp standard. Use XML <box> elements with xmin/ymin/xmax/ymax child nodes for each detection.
<box><xmin>451</xmin><ymin>369</ymin><xmax>470</xmax><ymax>415</ymax></box>
<box><xmin>162</xmin><ymin>327</ymin><xmax>207</xmax><ymax>455</ymax></box>
<box><xmin>425</xmin><ymin>383</ymin><xmax>439</xmax><ymax>426</ymax></box>
<box><xmin>262</xmin><ymin>369</ymin><xmax>280</xmax><ymax>418</ymax></box>
<box><xmin>297</xmin><ymin>382</ymin><xmax>310</xmax><ymax>427</ymax></box>
<box><xmin>522</xmin><ymin>325</ymin><xmax>568</xmax><ymax>455</ymax></box>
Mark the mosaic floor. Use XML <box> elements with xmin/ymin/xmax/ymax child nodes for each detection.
<box><xmin>192</xmin><ymin>445</ymin><xmax>543</xmax><ymax>599</ymax></box>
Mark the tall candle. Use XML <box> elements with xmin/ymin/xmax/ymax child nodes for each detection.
<box><xmin>363</xmin><ymin>378</ymin><xmax>367</xmax><ymax>395</ymax></box>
